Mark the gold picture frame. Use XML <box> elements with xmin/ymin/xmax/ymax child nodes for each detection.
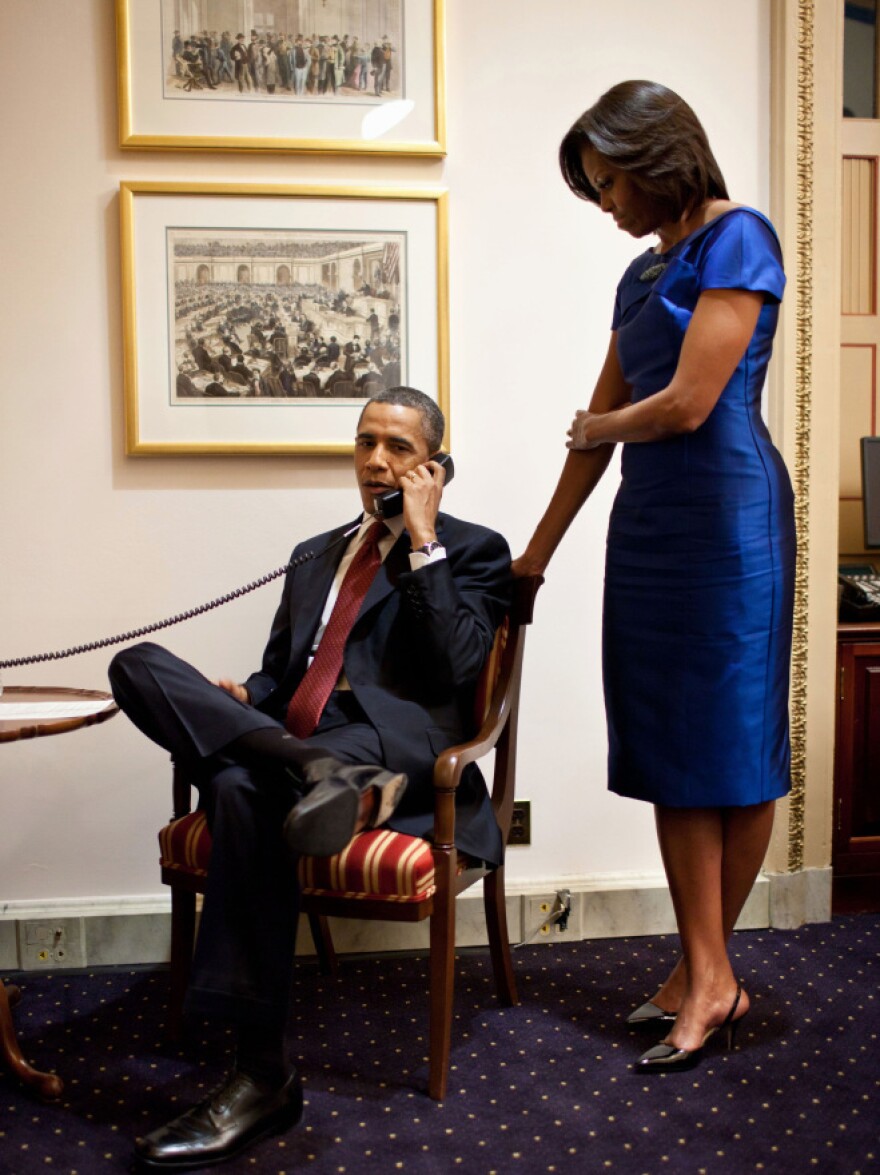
<box><xmin>117</xmin><ymin>0</ymin><xmax>446</xmax><ymax>157</ymax></box>
<box><xmin>120</xmin><ymin>181</ymin><xmax>449</xmax><ymax>455</ymax></box>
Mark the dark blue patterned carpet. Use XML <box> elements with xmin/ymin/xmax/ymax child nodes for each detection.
<box><xmin>1</xmin><ymin>916</ymin><xmax>878</xmax><ymax>1173</ymax></box>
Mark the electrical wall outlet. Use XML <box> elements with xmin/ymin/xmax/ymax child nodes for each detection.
<box><xmin>509</xmin><ymin>800</ymin><xmax>531</xmax><ymax>845</ymax></box>
<box><xmin>19</xmin><ymin>919</ymin><xmax>86</xmax><ymax>969</ymax></box>
<box><xmin>522</xmin><ymin>890</ymin><xmax>580</xmax><ymax>942</ymax></box>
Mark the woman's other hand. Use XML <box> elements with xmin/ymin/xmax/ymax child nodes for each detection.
<box><xmin>567</xmin><ymin>409</ymin><xmax>603</xmax><ymax>450</ymax></box>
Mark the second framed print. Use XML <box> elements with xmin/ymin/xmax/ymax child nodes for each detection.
<box><xmin>117</xmin><ymin>0</ymin><xmax>446</xmax><ymax>156</ymax></box>
<box><xmin>120</xmin><ymin>182</ymin><xmax>448</xmax><ymax>455</ymax></box>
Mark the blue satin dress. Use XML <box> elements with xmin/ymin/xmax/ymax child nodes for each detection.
<box><xmin>603</xmin><ymin>208</ymin><xmax>795</xmax><ymax>808</ymax></box>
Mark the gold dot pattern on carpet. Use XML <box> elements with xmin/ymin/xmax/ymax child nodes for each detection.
<box><xmin>0</xmin><ymin>918</ymin><xmax>877</xmax><ymax>1172</ymax></box>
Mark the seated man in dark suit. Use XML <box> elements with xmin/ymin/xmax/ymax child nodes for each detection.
<box><xmin>108</xmin><ymin>386</ymin><xmax>511</xmax><ymax>1171</ymax></box>
<box><xmin>231</xmin><ymin>356</ymin><xmax>254</xmax><ymax>383</ymax></box>
<box><xmin>175</xmin><ymin>364</ymin><xmax>201</xmax><ymax>398</ymax></box>
<box><xmin>203</xmin><ymin>374</ymin><xmax>241</xmax><ymax>397</ymax></box>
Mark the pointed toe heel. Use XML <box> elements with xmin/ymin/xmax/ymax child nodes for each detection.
<box><xmin>626</xmin><ymin>999</ymin><xmax>677</xmax><ymax>1027</ymax></box>
<box><xmin>635</xmin><ymin>1040</ymin><xmax>701</xmax><ymax>1072</ymax></box>
<box><xmin>634</xmin><ymin>985</ymin><xmax>747</xmax><ymax>1074</ymax></box>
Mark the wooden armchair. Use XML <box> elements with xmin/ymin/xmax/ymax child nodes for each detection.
<box><xmin>157</xmin><ymin>575</ymin><xmax>542</xmax><ymax>1100</ymax></box>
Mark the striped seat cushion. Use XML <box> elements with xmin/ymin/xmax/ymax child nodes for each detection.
<box><xmin>299</xmin><ymin>828</ymin><xmax>439</xmax><ymax>902</ymax></box>
<box><xmin>159</xmin><ymin>810</ymin><xmax>211</xmax><ymax>878</ymax></box>
<box><xmin>159</xmin><ymin>813</ymin><xmax>472</xmax><ymax>904</ymax></box>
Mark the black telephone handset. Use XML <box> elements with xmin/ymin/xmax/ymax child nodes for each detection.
<box><xmin>377</xmin><ymin>452</ymin><xmax>455</xmax><ymax>519</ymax></box>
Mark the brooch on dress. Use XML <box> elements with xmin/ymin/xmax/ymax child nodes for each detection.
<box><xmin>638</xmin><ymin>262</ymin><xmax>668</xmax><ymax>283</ymax></box>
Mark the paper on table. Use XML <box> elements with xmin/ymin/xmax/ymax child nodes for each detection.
<box><xmin>0</xmin><ymin>699</ymin><xmax>115</xmax><ymax>720</ymax></box>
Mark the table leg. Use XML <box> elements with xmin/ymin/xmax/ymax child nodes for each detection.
<box><xmin>0</xmin><ymin>980</ymin><xmax>63</xmax><ymax>1100</ymax></box>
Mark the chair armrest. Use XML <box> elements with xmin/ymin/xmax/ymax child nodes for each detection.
<box><xmin>433</xmin><ymin>575</ymin><xmax>542</xmax><ymax>792</ymax></box>
<box><xmin>432</xmin><ymin>684</ymin><xmax>515</xmax><ymax>792</ymax></box>
<box><xmin>430</xmin><ymin>576</ymin><xmax>542</xmax><ymax>848</ymax></box>
<box><xmin>430</xmin><ymin>707</ymin><xmax>514</xmax><ymax>854</ymax></box>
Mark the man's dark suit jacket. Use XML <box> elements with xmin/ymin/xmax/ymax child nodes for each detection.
<box><xmin>244</xmin><ymin>511</ymin><xmax>512</xmax><ymax>866</ymax></box>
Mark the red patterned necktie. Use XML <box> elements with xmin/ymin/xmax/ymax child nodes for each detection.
<box><xmin>285</xmin><ymin>518</ymin><xmax>388</xmax><ymax>738</ymax></box>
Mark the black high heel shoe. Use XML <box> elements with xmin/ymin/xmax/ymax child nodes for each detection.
<box><xmin>634</xmin><ymin>985</ymin><xmax>746</xmax><ymax>1073</ymax></box>
<box><xmin>626</xmin><ymin>999</ymin><xmax>677</xmax><ymax>1027</ymax></box>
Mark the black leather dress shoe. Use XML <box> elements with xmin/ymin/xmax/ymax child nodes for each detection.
<box><xmin>284</xmin><ymin>761</ymin><xmax>407</xmax><ymax>856</ymax></box>
<box><xmin>134</xmin><ymin>1070</ymin><xmax>302</xmax><ymax>1171</ymax></box>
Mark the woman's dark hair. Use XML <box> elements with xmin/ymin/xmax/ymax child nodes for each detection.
<box><xmin>559</xmin><ymin>80</ymin><xmax>729</xmax><ymax>220</ymax></box>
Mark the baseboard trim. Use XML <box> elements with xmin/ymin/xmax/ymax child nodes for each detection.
<box><xmin>0</xmin><ymin>868</ymin><xmax>833</xmax><ymax>971</ymax></box>
<box><xmin>766</xmin><ymin>865</ymin><xmax>833</xmax><ymax>927</ymax></box>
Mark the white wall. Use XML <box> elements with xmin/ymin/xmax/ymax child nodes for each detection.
<box><xmin>0</xmin><ymin>0</ymin><xmax>772</xmax><ymax>907</ymax></box>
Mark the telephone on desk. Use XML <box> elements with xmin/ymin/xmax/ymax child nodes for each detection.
<box><xmin>838</xmin><ymin>564</ymin><xmax>880</xmax><ymax>622</ymax></box>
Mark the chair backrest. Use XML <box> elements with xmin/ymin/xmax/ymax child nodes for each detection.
<box><xmin>330</xmin><ymin>379</ymin><xmax>356</xmax><ymax>398</ymax></box>
<box><xmin>473</xmin><ymin>616</ymin><xmax>509</xmax><ymax>728</ymax></box>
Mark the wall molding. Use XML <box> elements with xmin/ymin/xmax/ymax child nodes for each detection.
<box><xmin>785</xmin><ymin>0</ymin><xmax>816</xmax><ymax>871</ymax></box>
<box><xmin>0</xmin><ymin>869</ymin><xmax>832</xmax><ymax>972</ymax></box>
<box><xmin>770</xmin><ymin>0</ymin><xmax>841</xmax><ymax>879</ymax></box>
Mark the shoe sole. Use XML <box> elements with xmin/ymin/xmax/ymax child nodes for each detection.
<box><xmin>284</xmin><ymin>769</ymin><xmax>408</xmax><ymax>858</ymax></box>
<box><xmin>372</xmin><ymin>771</ymin><xmax>407</xmax><ymax>826</ymax></box>
<box><xmin>284</xmin><ymin>780</ymin><xmax>360</xmax><ymax>857</ymax></box>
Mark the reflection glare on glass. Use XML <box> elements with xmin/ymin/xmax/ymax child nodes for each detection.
<box><xmin>361</xmin><ymin>100</ymin><xmax>415</xmax><ymax>140</ymax></box>
<box><xmin>844</xmin><ymin>0</ymin><xmax>878</xmax><ymax>118</ymax></box>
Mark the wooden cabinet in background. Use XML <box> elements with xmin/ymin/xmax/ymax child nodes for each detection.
<box><xmin>833</xmin><ymin>625</ymin><xmax>880</xmax><ymax>911</ymax></box>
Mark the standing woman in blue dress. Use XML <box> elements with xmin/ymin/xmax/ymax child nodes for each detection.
<box><xmin>513</xmin><ymin>80</ymin><xmax>795</xmax><ymax>1071</ymax></box>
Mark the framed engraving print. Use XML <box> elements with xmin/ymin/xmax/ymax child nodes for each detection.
<box><xmin>117</xmin><ymin>0</ymin><xmax>446</xmax><ymax>156</ymax></box>
<box><xmin>119</xmin><ymin>181</ymin><xmax>449</xmax><ymax>455</ymax></box>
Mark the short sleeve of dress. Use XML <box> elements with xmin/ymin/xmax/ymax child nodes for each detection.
<box><xmin>698</xmin><ymin>210</ymin><xmax>785</xmax><ymax>304</ymax></box>
<box><xmin>612</xmin><ymin>286</ymin><xmax>623</xmax><ymax>331</ymax></box>
<box><xmin>610</xmin><ymin>252</ymin><xmax>648</xmax><ymax>331</ymax></box>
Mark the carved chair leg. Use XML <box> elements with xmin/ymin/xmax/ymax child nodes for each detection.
<box><xmin>168</xmin><ymin>887</ymin><xmax>197</xmax><ymax>1039</ymax></box>
<box><xmin>0</xmin><ymin>979</ymin><xmax>63</xmax><ymax>1101</ymax></box>
<box><xmin>428</xmin><ymin>851</ymin><xmax>456</xmax><ymax>1101</ymax></box>
<box><xmin>307</xmin><ymin>914</ymin><xmax>338</xmax><ymax>976</ymax></box>
<box><xmin>484</xmin><ymin>866</ymin><xmax>519</xmax><ymax>1007</ymax></box>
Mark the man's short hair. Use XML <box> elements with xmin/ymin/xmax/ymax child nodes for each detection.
<box><xmin>363</xmin><ymin>386</ymin><xmax>445</xmax><ymax>453</ymax></box>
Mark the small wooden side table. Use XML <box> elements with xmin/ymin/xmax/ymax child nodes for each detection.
<box><xmin>1</xmin><ymin>686</ymin><xmax>118</xmax><ymax>1099</ymax></box>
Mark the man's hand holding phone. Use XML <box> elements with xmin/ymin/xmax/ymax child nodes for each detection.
<box><xmin>401</xmin><ymin>456</ymin><xmax>450</xmax><ymax>549</ymax></box>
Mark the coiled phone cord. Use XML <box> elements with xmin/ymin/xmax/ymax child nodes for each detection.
<box><xmin>0</xmin><ymin>523</ymin><xmax>362</xmax><ymax>682</ymax></box>
<box><xmin>0</xmin><ymin>563</ymin><xmax>289</xmax><ymax>675</ymax></box>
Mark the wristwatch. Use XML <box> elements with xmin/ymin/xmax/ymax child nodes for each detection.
<box><xmin>414</xmin><ymin>540</ymin><xmax>444</xmax><ymax>556</ymax></box>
